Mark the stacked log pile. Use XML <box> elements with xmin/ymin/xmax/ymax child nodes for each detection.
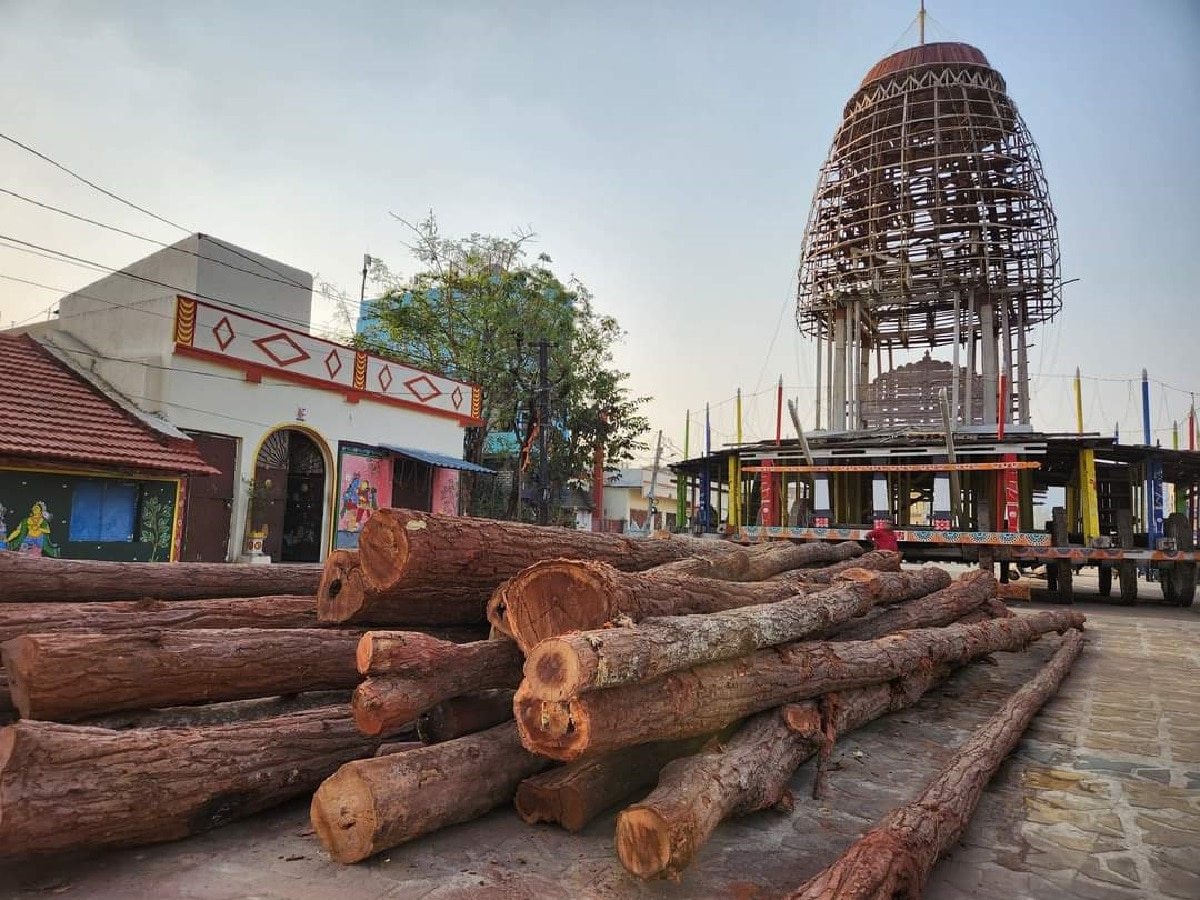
<box><xmin>302</xmin><ymin>510</ymin><xmax>1086</xmax><ymax>886</ymax></box>
<box><xmin>0</xmin><ymin>545</ymin><xmax>480</xmax><ymax>857</ymax></box>
<box><xmin>1</xmin><ymin>510</ymin><xmax>1089</xmax><ymax>892</ymax></box>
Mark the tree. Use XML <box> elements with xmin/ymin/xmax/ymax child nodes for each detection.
<box><xmin>357</xmin><ymin>214</ymin><xmax>649</xmax><ymax>520</ymax></box>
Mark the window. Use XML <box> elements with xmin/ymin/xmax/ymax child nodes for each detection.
<box><xmin>69</xmin><ymin>481</ymin><xmax>139</xmax><ymax>542</ymax></box>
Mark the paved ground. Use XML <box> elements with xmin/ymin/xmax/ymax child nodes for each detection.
<box><xmin>3</xmin><ymin>579</ymin><xmax>1198</xmax><ymax>899</ymax></box>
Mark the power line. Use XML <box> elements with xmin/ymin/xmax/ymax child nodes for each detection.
<box><xmin>0</xmin><ymin>132</ymin><xmax>188</xmax><ymax>232</ymax></box>
<box><xmin>0</xmin><ymin>131</ymin><xmax>310</xmax><ymax>290</ymax></box>
<box><xmin>0</xmin><ymin>233</ymin><xmax>352</xmax><ymax>342</ymax></box>
<box><xmin>0</xmin><ymin>185</ymin><xmax>314</xmax><ymax>293</ymax></box>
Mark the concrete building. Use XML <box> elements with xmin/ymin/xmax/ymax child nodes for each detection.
<box><xmin>8</xmin><ymin>234</ymin><xmax>484</xmax><ymax>562</ymax></box>
<box><xmin>601</xmin><ymin>466</ymin><xmax>678</xmax><ymax>532</ymax></box>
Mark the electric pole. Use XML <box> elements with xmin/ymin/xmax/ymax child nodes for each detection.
<box><xmin>535</xmin><ymin>338</ymin><xmax>553</xmax><ymax>525</ymax></box>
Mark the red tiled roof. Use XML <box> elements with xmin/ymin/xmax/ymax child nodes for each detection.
<box><xmin>0</xmin><ymin>333</ymin><xmax>218</xmax><ymax>475</ymax></box>
<box><xmin>859</xmin><ymin>41</ymin><xmax>992</xmax><ymax>89</ymax></box>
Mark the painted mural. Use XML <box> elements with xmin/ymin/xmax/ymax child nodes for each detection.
<box><xmin>0</xmin><ymin>469</ymin><xmax>179</xmax><ymax>561</ymax></box>
<box><xmin>432</xmin><ymin>467</ymin><xmax>460</xmax><ymax>516</ymax></box>
<box><xmin>335</xmin><ymin>446</ymin><xmax>393</xmax><ymax>549</ymax></box>
<box><xmin>5</xmin><ymin>500</ymin><xmax>60</xmax><ymax>557</ymax></box>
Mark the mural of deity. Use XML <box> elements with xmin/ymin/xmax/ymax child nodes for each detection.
<box><xmin>6</xmin><ymin>501</ymin><xmax>60</xmax><ymax>557</ymax></box>
<box><xmin>339</xmin><ymin>474</ymin><xmax>379</xmax><ymax>531</ymax></box>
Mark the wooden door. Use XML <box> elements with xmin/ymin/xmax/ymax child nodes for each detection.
<box><xmin>180</xmin><ymin>433</ymin><xmax>238</xmax><ymax>562</ymax></box>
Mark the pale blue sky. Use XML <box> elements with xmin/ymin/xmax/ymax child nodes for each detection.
<box><xmin>1</xmin><ymin>1</ymin><xmax>1197</xmax><ymax>460</ymax></box>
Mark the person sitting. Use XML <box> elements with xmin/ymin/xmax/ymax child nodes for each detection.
<box><xmin>865</xmin><ymin>519</ymin><xmax>899</xmax><ymax>554</ymax></box>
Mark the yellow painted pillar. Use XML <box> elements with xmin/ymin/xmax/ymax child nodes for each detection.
<box><xmin>1078</xmin><ymin>448</ymin><xmax>1099</xmax><ymax>541</ymax></box>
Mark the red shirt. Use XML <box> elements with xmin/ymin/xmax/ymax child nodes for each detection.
<box><xmin>865</xmin><ymin>526</ymin><xmax>899</xmax><ymax>553</ymax></box>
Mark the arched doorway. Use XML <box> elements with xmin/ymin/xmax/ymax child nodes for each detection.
<box><xmin>252</xmin><ymin>428</ymin><xmax>327</xmax><ymax>563</ymax></box>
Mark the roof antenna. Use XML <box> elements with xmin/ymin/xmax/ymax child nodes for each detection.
<box><xmin>918</xmin><ymin>1</ymin><xmax>926</xmax><ymax>46</ymax></box>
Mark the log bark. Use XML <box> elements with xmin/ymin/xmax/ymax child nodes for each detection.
<box><xmin>2</xmin><ymin>628</ymin><xmax>363</xmax><ymax>722</ymax></box>
<box><xmin>0</xmin><ymin>668</ymin><xmax>12</xmax><ymax>724</ymax></box>
<box><xmin>651</xmin><ymin>541</ymin><xmax>862</xmax><ymax>581</ymax></box>
<box><xmin>417</xmin><ymin>690</ymin><xmax>515</xmax><ymax>743</ymax></box>
<box><xmin>356</xmin><ymin>630</ymin><xmax>520</xmax><ymax>678</ymax></box>
<box><xmin>352</xmin><ymin>639</ymin><xmax>523</xmax><ymax>736</ymax></box>
<box><xmin>772</xmin><ymin>550</ymin><xmax>901</xmax><ymax>585</ymax></box>
<box><xmin>980</xmin><ymin>596</ymin><xmax>1015</xmax><ymax>619</ymax></box>
<box><xmin>320</xmin><ymin>509</ymin><xmax>739</xmax><ymax>625</ymax></box>
<box><xmin>825</xmin><ymin>570</ymin><xmax>997</xmax><ymax>641</ymax></box>
<box><xmin>73</xmin><ymin>690</ymin><xmax>353</xmax><ymax>730</ymax></box>
<box><xmin>997</xmin><ymin>581</ymin><xmax>1032</xmax><ymax>602</ymax></box>
<box><xmin>494</xmin><ymin>560</ymin><xmax>833</xmax><ymax>654</ymax></box>
<box><xmin>515</xmin><ymin>736</ymin><xmax>708</xmax><ymax>832</ymax></box>
<box><xmin>0</xmin><ymin>706</ymin><xmax>380</xmax><ymax>858</ymax></box>
<box><xmin>515</xmin><ymin>608</ymin><xmax>1085</xmax><ymax>760</ymax></box>
<box><xmin>0</xmin><ymin>597</ymin><xmax>483</xmax><ymax>648</ymax></box>
<box><xmin>615</xmin><ymin>665</ymin><xmax>953</xmax><ymax>879</ymax></box>
<box><xmin>0</xmin><ymin>551</ymin><xmax>321</xmax><ymax>602</ymax></box>
<box><xmin>523</xmin><ymin>568</ymin><xmax>952</xmax><ymax>700</ymax></box>
<box><xmin>374</xmin><ymin>740</ymin><xmax>424</xmax><ymax>757</ymax></box>
<box><xmin>310</xmin><ymin>720</ymin><xmax>551</xmax><ymax>863</ymax></box>
<box><xmin>0</xmin><ymin>595</ymin><xmax>318</xmax><ymax>644</ymax></box>
<box><xmin>787</xmin><ymin>629</ymin><xmax>1086</xmax><ymax>899</ymax></box>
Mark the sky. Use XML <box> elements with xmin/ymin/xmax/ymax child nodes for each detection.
<box><xmin>1</xmin><ymin>0</ymin><xmax>1198</xmax><ymax>464</ymax></box>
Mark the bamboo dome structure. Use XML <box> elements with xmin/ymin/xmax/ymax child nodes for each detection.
<box><xmin>797</xmin><ymin>39</ymin><xmax>1060</xmax><ymax>431</ymax></box>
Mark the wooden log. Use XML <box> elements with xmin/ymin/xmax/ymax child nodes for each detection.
<box><xmin>980</xmin><ymin>596</ymin><xmax>1015</xmax><ymax>619</ymax></box>
<box><xmin>417</xmin><ymin>690</ymin><xmax>515</xmax><ymax>743</ymax></box>
<box><xmin>320</xmin><ymin>509</ymin><xmax>740</xmax><ymax>625</ymax></box>
<box><xmin>494</xmin><ymin>560</ymin><xmax>834</xmax><ymax>655</ymax></box>
<box><xmin>996</xmin><ymin>581</ymin><xmax>1031</xmax><ymax>602</ymax></box>
<box><xmin>356</xmin><ymin>630</ymin><xmax>519</xmax><ymax>678</ymax></box>
<box><xmin>310</xmin><ymin>720</ymin><xmax>551</xmax><ymax>863</ymax></box>
<box><xmin>0</xmin><ymin>668</ymin><xmax>12</xmax><ymax>724</ymax></box>
<box><xmin>74</xmin><ymin>690</ymin><xmax>353</xmax><ymax>730</ymax></box>
<box><xmin>825</xmin><ymin>570</ymin><xmax>997</xmax><ymax>641</ymax></box>
<box><xmin>523</xmin><ymin>568</ymin><xmax>953</xmax><ymax>700</ymax></box>
<box><xmin>515</xmin><ymin>736</ymin><xmax>709</xmax><ymax>832</ymax></box>
<box><xmin>2</xmin><ymin>628</ymin><xmax>363</xmax><ymax>722</ymax></box>
<box><xmin>318</xmin><ymin>549</ymin><xmax>359</xmax><ymax>606</ymax></box>
<box><xmin>352</xmin><ymin>639</ymin><xmax>523</xmax><ymax>736</ymax></box>
<box><xmin>0</xmin><ymin>595</ymin><xmax>318</xmax><ymax>644</ymax></box>
<box><xmin>374</xmin><ymin>740</ymin><xmax>423</xmax><ymax>757</ymax></box>
<box><xmin>0</xmin><ymin>706</ymin><xmax>380</xmax><ymax>858</ymax></box>
<box><xmin>772</xmin><ymin>550</ymin><xmax>901</xmax><ymax>585</ymax></box>
<box><xmin>515</xmin><ymin>608</ymin><xmax>1085</xmax><ymax>761</ymax></box>
<box><xmin>616</xmin><ymin>665</ymin><xmax>952</xmax><ymax>879</ymax></box>
<box><xmin>651</xmin><ymin>541</ymin><xmax>863</xmax><ymax>581</ymax></box>
<box><xmin>787</xmin><ymin>629</ymin><xmax>1086</xmax><ymax>899</ymax></box>
<box><xmin>0</xmin><ymin>551</ymin><xmax>322</xmax><ymax>602</ymax></box>
<box><xmin>0</xmin><ymin>598</ymin><xmax>484</xmax><ymax>648</ymax></box>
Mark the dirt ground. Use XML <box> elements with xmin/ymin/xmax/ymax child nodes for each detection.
<box><xmin>3</xmin><ymin>573</ymin><xmax>1198</xmax><ymax>899</ymax></box>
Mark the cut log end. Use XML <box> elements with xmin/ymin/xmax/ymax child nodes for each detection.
<box><xmin>615</xmin><ymin>806</ymin><xmax>673</xmax><ymax>879</ymax></box>
<box><xmin>506</xmin><ymin>561</ymin><xmax>617</xmax><ymax>653</ymax></box>
<box><xmin>309</xmin><ymin>768</ymin><xmax>378</xmax><ymax>865</ymax></box>
<box><xmin>831</xmin><ymin>567</ymin><xmax>881</xmax><ymax>585</ymax></box>
<box><xmin>525</xmin><ymin>639</ymin><xmax>588</xmax><ymax>702</ymax></box>
<box><xmin>781</xmin><ymin>703</ymin><xmax>822</xmax><ymax>737</ymax></box>
<box><xmin>514</xmin><ymin>693</ymin><xmax>587</xmax><ymax>761</ymax></box>
<box><xmin>354</xmin><ymin>634</ymin><xmax>373</xmax><ymax>675</ymax></box>
<box><xmin>357</xmin><ymin>513</ymin><xmax>413</xmax><ymax>591</ymax></box>
<box><xmin>317</xmin><ymin>565</ymin><xmax>369</xmax><ymax>624</ymax></box>
<box><xmin>513</xmin><ymin>780</ymin><xmax>565</xmax><ymax>827</ymax></box>
<box><xmin>351</xmin><ymin>682</ymin><xmax>418</xmax><ymax>738</ymax></box>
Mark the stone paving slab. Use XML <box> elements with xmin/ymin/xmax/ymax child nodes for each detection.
<box><xmin>1</xmin><ymin>600</ymin><xmax>1197</xmax><ymax>899</ymax></box>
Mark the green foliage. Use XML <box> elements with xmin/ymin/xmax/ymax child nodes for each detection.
<box><xmin>359</xmin><ymin>214</ymin><xmax>649</xmax><ymax>517</ymax></box>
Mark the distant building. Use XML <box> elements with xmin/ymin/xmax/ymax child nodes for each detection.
<box><xmin>601</xmin><ymin>467</ymin><xmax>678</xmax><ymax>533</ymax></box>
<box><xmin>7</xmin><ymin>234</ymin><xmax>486</xmax><ymax>562</ymax></box>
